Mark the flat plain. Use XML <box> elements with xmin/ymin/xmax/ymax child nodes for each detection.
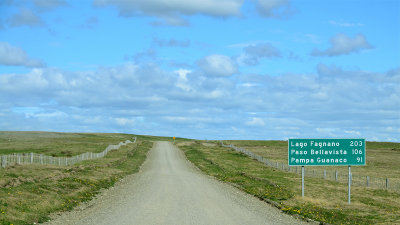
<box><xmin>1</xmin><ymin>132</ymin><xmax>399</xmax><ymax>225</ymax></box>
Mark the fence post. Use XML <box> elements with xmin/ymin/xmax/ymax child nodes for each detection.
<box><xmin>335</xmin><ymin>170</ymin><xmax>338</xmax><ymax>181</ymax></box>
<box><xmin>30</xmin><ymin>153</ymin><xmax>34</xmax><ymax>164</ymax></box>
<box><xmin>324</xmin><ymin>169</ymin><xmax>326</xmax><ymax>179</ymax></box>
<box><xmin>366</xmin><ymin>176</ymin><xmax>369</xmax><ymax>187</ymax></box>
<box><xmin>386</xmin><ymin>178</ymin><xmax>389</xmax><ymax>189</ymax></box>
<box><xmin>1</xmin><ymin>155</ymin><xmax>6</xmax><ymax>168</ymax></box>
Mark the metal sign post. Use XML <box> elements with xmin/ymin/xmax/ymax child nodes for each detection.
<box><xmin>348</xmin><ymin>166</ymin><xmax>351</xmax><ymax>204</ymax></box>
<box><xmin>301</xmin><ymin>166</ymin><xmax>305</xmax><ymax>197</ymax></box>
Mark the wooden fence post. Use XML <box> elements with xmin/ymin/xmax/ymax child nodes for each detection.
<box><xmin>1</xmin><ymin>155</ymin><xmax>6</xmax><ymax>168</ymax></box>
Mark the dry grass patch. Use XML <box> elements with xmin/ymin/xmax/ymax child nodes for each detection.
<box><xmin>201</xmin><ymin>143</ymin><xmax>217</xmax><ymax>147</ymax></box>
<box><xmin>176</xmin><ymin>141</ymin><xmax>195</xmax><ymax>147</ymax></box>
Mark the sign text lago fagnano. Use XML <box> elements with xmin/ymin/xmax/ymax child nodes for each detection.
<box><xmin>288</xmin><ymin>139</ymin><xmax>366</xmax><ymax>166</ymax></box>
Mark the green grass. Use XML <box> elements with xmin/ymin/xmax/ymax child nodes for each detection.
<box><xmin>0</xmin><ymin>132</ymin><xmax>153</xmax><ymax>225</ymax></box>
<box><xmin>179</xmin><ymin>141</ymin><xmax>400</xmax><ymax>225</ymax></box>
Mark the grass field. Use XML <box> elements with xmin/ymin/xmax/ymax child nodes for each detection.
<box><xmin>179</xmin><ymin>141</ymin><xmax>400</xmax><ymax>225</ymax></box>
<box><xmin>0</xmin><ymin>132</ymin><xmax>153</xmax><ymax>225</ymax></box>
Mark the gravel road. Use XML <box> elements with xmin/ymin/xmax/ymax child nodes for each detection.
<box><xmin>46</xmin><ymin>141</ymin><xmax>309</xmax><ymax>225</ymax></box>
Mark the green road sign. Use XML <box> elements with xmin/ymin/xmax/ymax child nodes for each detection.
<box><xmin>288</xmin><ymin>138</ymin><xmax>366</xmax><ymax>166</ymax></box>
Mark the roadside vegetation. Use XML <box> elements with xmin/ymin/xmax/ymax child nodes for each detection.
<box><xmin>179</xmin><ymin>141</ymin><xmax>400</xmax><ymax>225</ymax></box>
<box><xmin>0</xmin><ymin>132</ymin><xmax>153</xmax><ymax>225</ymax></box>
<box><xmin>225</xmin><ymin>140</ymin><xmax>400</xmax><ymax>182</ymax></box>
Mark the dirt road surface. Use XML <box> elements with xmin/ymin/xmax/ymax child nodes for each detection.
<box><xmin>46</xmin><ymin>141</ymin><xmax>308</xmax><ymax>225</ymax></box>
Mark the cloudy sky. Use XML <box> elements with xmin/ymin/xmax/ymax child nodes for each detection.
<box><xmin>0</xmin><ymin>0</ymin><xmax>399</xmax><ymax>141</ymax></box>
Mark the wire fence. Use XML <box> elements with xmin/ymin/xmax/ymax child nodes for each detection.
<box><xmin>220</xmin><ymin>142</ymin><xmax>400</xmax><ymax>192</ymax></box>
<box><xmin>1</xmin><ymin>137</ymin><xmax>136</xmax><ymax>168</ymax></box>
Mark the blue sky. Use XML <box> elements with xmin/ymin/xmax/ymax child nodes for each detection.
<box><xmin>0</xmin><ymin>0</ymin><xmax>399</xmax><ymax>141</ymax></box>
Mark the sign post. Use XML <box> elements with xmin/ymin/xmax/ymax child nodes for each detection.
<box><xmin>348</xmin><ymin>166</ymin><xmax>351</xmax><ymax>204</ymax></box>
<box><xmin>173</xmin><ymin>136</ymin><xmax>176</xmax><ymax>144</ymax></box>
<box><xmin>288</xmin><ymin>138</ymin><xmax>365</xmax><ymax>204</ymax></box>
<box><xmin>301</xmin><ymin>166</ymin><xmax>304</xmax><ymax>197</ymax></box>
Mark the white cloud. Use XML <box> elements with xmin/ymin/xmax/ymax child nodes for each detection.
<box><xmin>344</xmin><ymin>130</ymin><xmax>361</xmax><ymax>136</ymax></box>
<box><xmin>175</xmin><ymin>69</ymin><xmax>191</xmax><ymax>80</ymax></box>
<box><xmin>238</xmin><ymin>42</ymin><xmax>281</xmax><ymax>66</ymax></box>
<box><xmin>92</xmin><ymin>0</ymin><xmax>295</xmax><ymax>25</ymax></box>
<box><xmin>0</xmin><ymin>62</ymin><xmax>398</xmax><ymax>141</ymax></box>
<box><xmin>175</xmin><ymin>69</ymin><xmax>193</xmax><ymax>91</ymax></box>
<box><xmin>91</xmin><ymin>0</ymin><xmax>295</xmax><ymax>26</ymax></box>
<box><xmin>0</xmin><ymin>42</ymin><xmax>45</xmax><ymax>67</ymax></box>
<box><xmin>7</xmin><ymin>8</ymin><xmax>44</xmax><ymax>27</ymax></box>
<box><xmin>311</xmin><ymin>33</ymin><xmax>373</xmax><ymax>56</ymax></box>
<box><xmin>115</xmin><ymin>117</ymin><xmax>136</xmax><ymax>126</ymax></box>
<box><xmin>197</xmin><ymin>54</ymin><xmax>238</xmax><ymax>77</ymax></box>
<box><xmin>93</xmin><ymin>0</ymin><xmax>243</xmax><ymax>26</ymax></box>
<box><xmin>254</xmin><ymin>0</ymin><xmax>292</xmax><ymax>18</ymax></box>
